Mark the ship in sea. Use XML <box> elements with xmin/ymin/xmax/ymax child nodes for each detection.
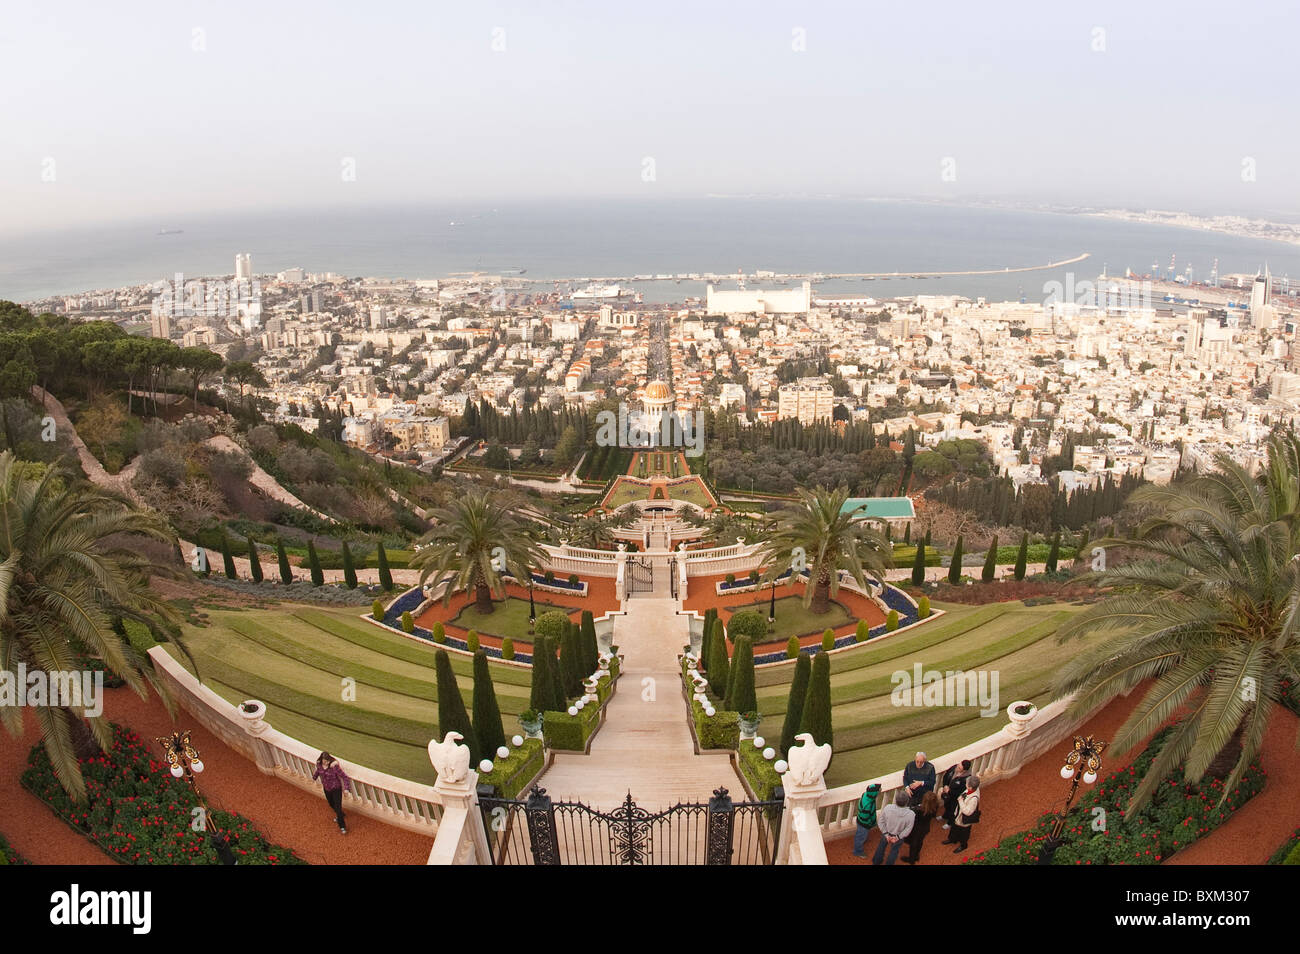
<box><xmin>570</xmin><ymin>283</ymin><xmax>634</xmax><ymax>300</ymax></box>
<box><xmin>157</xmin><ymin>228</ymin><xmax>184</xmax><ymax>235</ymax></box>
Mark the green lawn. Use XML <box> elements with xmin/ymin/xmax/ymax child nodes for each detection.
<box><xmin>729</xmin><ymin>596</ymin><xmax>854</xmax><ymax>641</ymax></box>
<box><xmin>451</xmin><ymin>596</ymin><xmax>577</xmax><ymax>639</ymax></box>
<box><xmin>667</xmin><ymin>478</ymin><xmax>714</xmax><ymax>508</ymax></box>
<box><xmin>603</xmin><ymin>477</ymin><xmax>648</xmax><ymax>510</ymax></box>
<box><xmin>161</xmin><ymin>605</ymin><xmax>535</xmax><ymax>784</ymax></box>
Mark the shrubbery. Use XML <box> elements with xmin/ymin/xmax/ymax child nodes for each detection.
<box><xmin>726</xmin><ymin>610</ymin><xmax>767</xmax><ymax>643</ymax></box>
<box><xmin>885</xmin><ymin>609</ymin><xmax>899</xmax><ymax>631</ymax></box>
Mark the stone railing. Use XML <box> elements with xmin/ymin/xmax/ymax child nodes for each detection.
<box><xmin>809</xmin><ymin>695</ymin><xmax>1092</xmax><ymax>846</ymax></box>
<box><xmin>149</xmin><ymin>647</ymin><xmax>445</xmax><ymax>835</ymax></box>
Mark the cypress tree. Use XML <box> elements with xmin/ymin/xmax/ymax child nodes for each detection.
<box><xmin>342</xmin><ymin>541</ymin><xmax>357</xmax><ymax>589</ymax></box>
<box><xmin>246</xmin><ymin>535</ymin><xmax>263</xmax><ymax>583</ymax></box>
<box><xmin>559</xmin><ymin>619</ymin><xmax>584</xmax><ymax>699</ymax></box>
<box><xmin>471</xmin><ymin>650</ymin><xmax>507</xmax><ymax>757</ymax></box>
<box><xmin>220</xmin><ymin>534</ymin><xmax>237</xmax><ymax>580</ymax></box>
<box><xmin>528</xmin><ymin>636</ymin><xmax>555</xmax><ymax>713</ymax></box>
<box><xmin>924</xmin><ymin>526</ymin><xmax>932</xmax><ymax>547</ymax></box>
<box><xmin>1077</xmin><ymin>527</ymin><xmax>1090</xmax><ymax>559</ymax></box>
<box><xmin>780</xmin><ymin>653</ymin><xmax>812</xmax><ymax>756</ymax></box>
<box><xmin>376</xmin><ymin>541</ymin><xmax>394</xmax><ymax>591</ymax></box>
<box><xmin>276</xmin><ymin>538</ymin><xmax>292</xmax><ymax>585</ymax></box>
<box><xmin>911</xmin><ymin>540</ymin><xmax>926</xmax><ymax>586</ymax></box>
<box><xmin>706</xmin><ymin>632</ymin><xmax>730</xmax><ymax>698</ymax></box>
<box><xmin>548</xmin><ymin>636</ymin><xmax>566</xmax><ymax>711</ymax></box>
<box><xmin>903</xmin><ymin>523</ymin><xmax>911</xmax><ymax>544</ymax></box>
<box><xmin>307</xmin><ymin>540</ymin><xmax>324</xmax><ymax>587</ymax></box>
<box><xmin>1046</xmin><ymin>530</ymin><xmax>1061</xmax><ymax>574</ymax></box>
<box><xmin>725</xmin><ymin>636</ymin><xmax>756</xmax><ymax>715</ymax></box>
<box><xmin>435</xmin><ymin>649</ymin><xmax>479</xmax><ymax>765</ymax></box>
<box><xmin>1014</xmin><ymin>531</ymin><xmax>1029</xmax><ymax>580</ymax></box>
<box><xmin>580</xmin><ymin>610</ymin><xmax>598</xmax><ymax>674</ymax></box>
<box><xmin>799</xmin><ymin>651</ymin><xmax>833</xmax><ymax>749</ymax></box>
<box><xmin>948</xmin><ymin>534</ymin><xmax>964</xmax><ymax>585</ymax></box>
<box><xmin>982</xmin><ymin>534</ymin><xmax>998</xmax><ymax>583</ymax></box>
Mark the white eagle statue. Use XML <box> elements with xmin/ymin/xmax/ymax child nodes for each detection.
<box><xmin>428</xmin><ymin>731</ymin><xmax>472</xmax><ymax>783</ymax></box>
<box><xmin>786</xmin><ymin>732</ymin><xmax>832</xmax><ymax>786</ymax></box>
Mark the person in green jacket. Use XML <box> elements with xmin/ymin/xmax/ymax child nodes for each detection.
<box><xmin>851</xmin><ymin>782</ymin><xmax>882</xmax><ymax>857</ymax></box>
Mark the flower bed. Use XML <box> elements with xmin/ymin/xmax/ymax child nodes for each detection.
<box><xmin>0</xmin><ymin>832</ymin><xmax>29</xmax><ymax>865</ymax></box>
<box><xmin>21</xmin><ymin>724</ymin><xmax>305</xmax><ymax>865</ymax></box>
<box><xmin>1269</xmin><ymin>827</ymin><xmax>1300</xmax><ymax>865</ymax></box>
<box><xmin>966</xmin><ymin>727</ymin><xmax>1266</xmax><ymax>865</ymax></box>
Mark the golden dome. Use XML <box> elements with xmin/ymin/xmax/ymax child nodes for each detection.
<box><xmin>644</xmin><ymin>380</ymin><xmax>673</xmax><ymax>401</ymax></box>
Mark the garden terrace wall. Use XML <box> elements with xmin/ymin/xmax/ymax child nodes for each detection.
<box><xmin>149</xmin><ymin>647</ymin><xmax>446</xmax><ymax>835</ymax></box>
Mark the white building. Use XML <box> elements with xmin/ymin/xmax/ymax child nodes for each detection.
<box><xmin>235</xmin><ymin>253</ymin><xmax>252</xmax><ymax>282</ymax></box>
<box><xmin>777</xmin><ymin>377</ymin><xmax>834</xmax><ymax>424</ymax></box>
<box><xmin>706</xmin><ymin>281</ymin><xmax>811</xmax><ymax>316</ymax></box>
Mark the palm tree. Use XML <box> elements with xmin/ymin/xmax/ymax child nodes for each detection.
<box><xmin>556</xmin><ymin>509</ymin><xmax>636</xmax><ymax>549</ymax></box>
<box><xmin>1053</xmin><ymin>431</ymin><xmax>1300</xmax><ymax>813</ymax></box>
<box><xmin>412</xmin><ymin>488</ymin><xmax>547</xmax><ymax>614</ymax></box>
<box><xmin>0</xmin><ymin>453</ymin><xmax>180</xmax><ymax>800</ymax></box>
<box><xmin>757</xmin><ymin>485</ymin><xmax>891</xmax><ymax>614</ymax></box>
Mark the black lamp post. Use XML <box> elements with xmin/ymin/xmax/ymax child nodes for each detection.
<box><xmin>1036</xmin><ymin>734</ymin><xmax>1107</xmax><ymax>865</ymax></box>
<box><xmin>156</xmin><ymin>730</ymin><xmax>237</xmax><ymax>865</ymax></box>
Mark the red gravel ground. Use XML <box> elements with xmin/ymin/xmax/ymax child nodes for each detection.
<box><xmin>412</xmin><ymin>576</ymin><xmax>621</xmax><ymax>650</ymax></box>
<box><xmin>1</xmin><ymin>688</ymin><xmax>432</xmax><ymax>865</ymax></box>
<box><xmin>684</xmin><ymin>574</ymin><xmax>887</xmax><ymax>654</ymax></box>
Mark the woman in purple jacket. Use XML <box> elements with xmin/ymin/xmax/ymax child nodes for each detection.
<box><xmin>312</xmin><ymin>752</ymin><xmax>352</xmax><ymax>834</ymax></box>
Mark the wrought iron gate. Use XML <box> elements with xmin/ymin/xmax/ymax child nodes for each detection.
<box><xmin>627</xmin><ymin>557</ymin><xmax>654</xmax><ymax>596</ymax></box>
<box><xmin>478</xmin><ymin>787</ymin><xmax>782</xmax><ymax>865</ymax></box>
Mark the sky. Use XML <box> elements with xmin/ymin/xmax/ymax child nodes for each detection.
<box><xmin>2</xmin><ymin>0</ymin><xmax>1297</xmax><ymax>233</ymax></box>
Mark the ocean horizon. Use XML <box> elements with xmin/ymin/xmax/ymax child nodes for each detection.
<box><xmin>4</xmin><ymin>197</ymin><xmax>1299</xmax><ymax>306</ymax></box>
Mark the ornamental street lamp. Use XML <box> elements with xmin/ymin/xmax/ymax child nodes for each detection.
<box><xmin>156</xmin><ymin>730</ymin><xmax>237</xmax><ymax>865</ymax></box>
<box><xmin>1036</xmin><ymin>734</ymin><xmax>1107</xmax><ymax>865</ymax></box>
<box><xmin>528</xmin><ymin>577</ymin><xmax>537</xmax><ymax>634</ymax></box>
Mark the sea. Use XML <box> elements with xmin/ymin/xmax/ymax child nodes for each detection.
<box><xmin>3</xmin><ymin>197</ymin><xmax>1299</xmax><ymax>307</ymax></box>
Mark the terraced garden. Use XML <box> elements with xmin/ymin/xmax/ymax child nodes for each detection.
<box><xmin>752</xmin><ymin>600</ymin><xmax>1094</xmax><ymax>787</ymax></box>
<box><xmin>160</xmin><ymin>605</ymin><xmax>533</xmax><ymax>784</ymax></box>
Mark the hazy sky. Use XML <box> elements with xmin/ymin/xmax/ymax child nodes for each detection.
<box><xmin>2</xmin><ymin>0</ymin><xmax>1296</xmax><ymax>233</ymax></box>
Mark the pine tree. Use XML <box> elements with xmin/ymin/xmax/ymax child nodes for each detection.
<box><xmin>1014</xmin><ymin>531</ymin><xmax>1029</xmax><ymax>581</ymax></box>
<box><xmin>276</xmin><ymin>539</ymin><xmax>292</xmax><ymax>585</ymax></box>
<box><xmin>706</xmin><ymin>631</ymin><xmax>730</xmax><ymax>698</ymax></box>
<box><xmin>435</xmin><ymin>649</ymin><xmax>480</xmax><ymax>765</ymax></box>
<box><xmin>725</xmin><ymin>636</ymin><xmax>756</xmax><ymax>714</ymax></box>
<box><xmin>220</xmin><ymin>534</ymin><xmax>237</xmax><ymax>580</ymax></box>
<box><xmin>471</xmin><ymin>650</ymin><xmax>507</xmax><ymax>758</ymax></box>
<box><xmin>948</xmin><ymin>534</ymin><xmax>964</xmax><ymax>585</ymax></box>
<box><xmin>376</xmin><ymin>541</ymin><xmax>393</xmax><ymax>591</ymax></box>
<box><xmin>982</xmin><ymin>534</ymin><xmax>998</xmax><ymax>583</ymax></box>
<box><xmin>341</xmin><ymin>541</ymin><xmax>357</xmax><ymax>589</ymax></box>
<box><xmin>911</xmin><ymin>540</ymin><xmax>927</xmax><ymax>586</ymax></box>
<box><xmin>799</xmin><ymin>651</ymin><xmax>833</xmax><ymax>749</ymax></box>
<box><xmin>246</xmin><ymin>536</ymin><xmax>263</xmax><ymax>583</ymax></box>
<box><xmin>780</xmin><ymin>653</ymin><xmax>812</xmax><ymax>756</ymax></box>
<box><xmin>307</xmin><ymin>540</ymin><xmax>324</xmax><ymax>587</ymax></box>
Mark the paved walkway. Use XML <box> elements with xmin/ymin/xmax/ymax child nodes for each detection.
<box><xmin>537</xmin><ymin>596</ymin><xmax>744</xmax><ymax>810</ymax></box>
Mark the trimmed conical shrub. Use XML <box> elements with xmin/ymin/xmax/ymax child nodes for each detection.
<box><xmin>472</xmin><ymin>650</ymin><xmax>507</xmax><ymax>757</ymax></box>
<box><xmin>855</xmin><ymin>619</ymin><xmax>870</xmax><ymax>642</ymax></box>
<box><xmin>786</xmin><ymin>636</ymin><xmax>800</xmax><ymax>659</ymax></box>
<box><xmin>911</xmin><ymin>540</ymin><xmax>926</xmax><ymax>586</ymax></box>
<box><xmin>725</xmin><ymin>636</ymin><xmax>756</xmax><ymax>715</ymax></box>
<box><xmin>982</xmin><ymin>534</ymin><xmax>998</xmax><ymax>583</ymax></box>
<box><xmin>307</xmin><ymin>540</ymin><xmax>324</xmax><ymax>587</ymax></box>
<box><xmin>780</xmin><ymin>653</ymin><xmax>812</xmax><ymax>756</ymax></box>
<box><xmin>342</xmin><ymin>541</ymin><xmax>357</xmax><ymax>589</ymax></box>
<box><xmin>376</xmin><ymin>541</ymin><xmax>393</xmax><ymax>591</ymax></box>
<box><xmin>221</xmin><ymin>534</ymin><xmax>237</xmax><ymax>580</ymax></box>
<box><xmin>559</xmin><ymin>620</ymin><xmax>583</xmax><ymax>698</ymax></box>
<box><xmin>948</xmin><ymin>534</ymin><xmax>964</xmax><ymax>585</ymax></box>
<box><xmin>276</xmin><ymin>539</ymin><xmax>292</xmax><ymax>584</ymax></box>
<box><xmin>1014</xmin><ymin>531</ymin><xmax>1029</xmax><ymax>581</ymax></box>
<box><xmin>372</xmin><ymin>598</ymin><xmax>384</xmax><ymax>621</ymax></box>
<box><xmin>1046</xmin><ymin>530</ymin><xmax>1061</xmax><ymax>574</ymax></box>
<box><xmin>246</xmin><ymin>536</ymin><xmax>263</xmax><ymax>583</ymax></box>
<box><xmin>799</xmin><ymin>650</ymin><xmax>833</xmax><ymax>749</ymax></box>
<box><xmin>529</xmin><ymin>636</ymin><xmax>556</xmax><ymax>713</ymax></box>
<box><xmin>821</xmin><ymin>628</ymin><xmax>835</xmax><ymax>652</ymax></box>
<box><xmin>706</xmin><ymin>631</ymin><xmax>730</xmax><ymax>698</ymax></box>
<box><xmin>435</xmin><ymin>648</ymin><xmax>479</xmax><ymax>765</ymax></box>
<box><xmin>580</xmin><ymin>610</ymin><xmax>598</xmax><ymax>673</ymax></box>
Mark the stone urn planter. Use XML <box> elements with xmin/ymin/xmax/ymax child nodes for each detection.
<box><xmin>239</xmin><ymin>699</ymin><xmax>268</xmax><ymax>735</ymax></box>
<box><xmin>1006</xmin><ymin>701</ymin><xmax>1038</xmax><ymax>737</ymax></box>
<box><xmin>739</xmin><ymin>712</ymin><xmax>762</xmax><ymax>740</ymax></box>
<box><xmin>519</xmin><ymin>710</ymin><xmax>543</xmax><ymax>739</ymax></box>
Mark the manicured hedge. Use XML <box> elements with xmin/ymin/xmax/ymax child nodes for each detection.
<box><xmin>738</xmin><ymin>739</ymin><xmax>783</xmax><ymax>802</ymax></box>
<box><xmin>478</xmin><ymin>739</ymin><xmax>545</xmax><ymax>799</ymax></box>
<box><xmin>21</xmin><ymin>724</ymin><xmax>305</xmax><ymax>865</ymax></box>
<box><xmin>683</xmin><ymin>659</ymin><xmax>740</xmax><ymax>750</ymax></box>
<box><xmin>967</xmin><ymin>727</ymin><xmax>1265</xmax><ymax>865</ymax></box>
